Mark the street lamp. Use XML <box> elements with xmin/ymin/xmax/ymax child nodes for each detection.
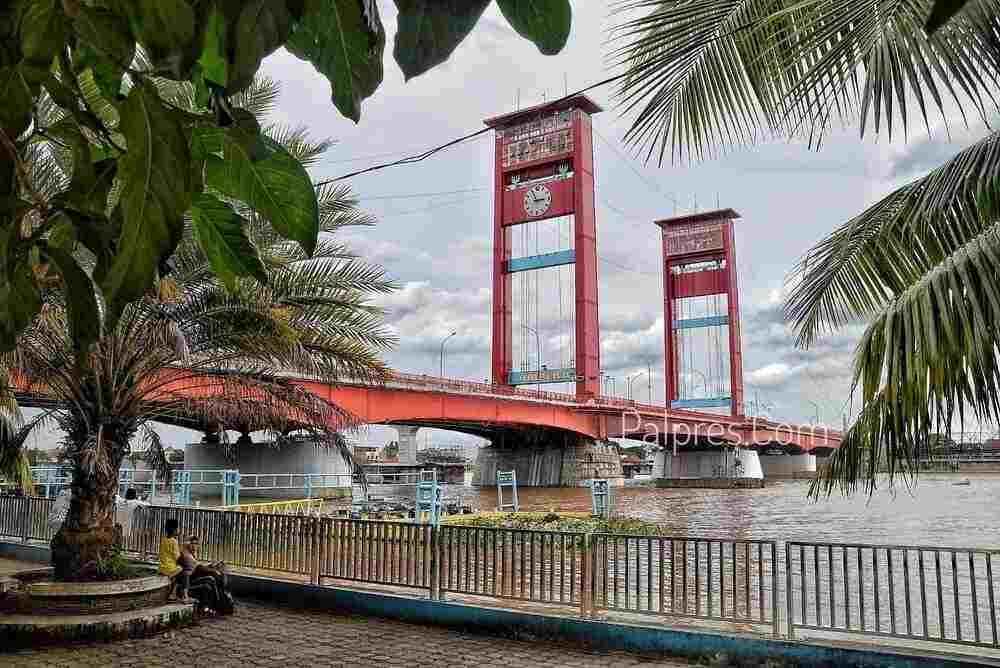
<box><xmin>522</xmin><ymin>324</ymin><xmax>541</xmax><ymax>391</ymax></box>
<box><xmin>689</xmin><ymin>369</ymin><xmax>710</xmax><ymax>397</ymax></box>
<box><xmin>438</xmin><ymin>331</ymin><xmax>457</xmax><ymax>377</ymax></box>
<box><xmin>806</xmin><ymin>399</ymin><xmax>822</xmax><ymax>425</ymax></box>
<box><xmin>627</xmin><ymin>371</ymin><xmax>646</xmax><ymax>401</ymax></box>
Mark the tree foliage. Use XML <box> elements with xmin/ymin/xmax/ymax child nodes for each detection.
<box><xmin>0</xmin><ymin>83</ymin><xmax>397</xmax><ymax>575</ymax></box>
<box><xmin>0</xmin><ymin>0</ymin><xmax>571</xmax><ymax>359</ymax></box>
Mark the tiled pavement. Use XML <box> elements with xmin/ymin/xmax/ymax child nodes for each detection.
<box><xmin>5</xmin><ymin>600</ymin><xmax>701</xmax><ymax>668</ymax></box>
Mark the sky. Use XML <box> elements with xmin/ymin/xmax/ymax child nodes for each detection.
<box><xmin>27</xmin><ymin>2</ymin><xmax>987</xmax><ymax>453</ymax></box>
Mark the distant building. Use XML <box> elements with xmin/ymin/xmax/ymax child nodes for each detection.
<box><xmin>353</xmin><ymin>443</ymin><xmax>383</xmax><ymax>463</ymax></box>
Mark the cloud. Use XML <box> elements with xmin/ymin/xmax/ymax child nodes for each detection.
<box><xmin>885</xmin><ymin>135</ymin><xmax>965</xmax><ymax>181</ymax></box>
<box><xmin>748</xmin><ymin>362</ymin><xmax>795</xmax><ymax>388</ymax></box>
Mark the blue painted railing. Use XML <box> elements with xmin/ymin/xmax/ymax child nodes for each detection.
<box><xmin>673</xmin><ymin>315</ymin><xmax>729</xmax><ymax>329</ymax></box>
<box><xmin>672</xmin><ymin>397</ymin><xmax>732</xmax><ymax>409</ymax></box>
<box><xmin>509</xmin><ymin>367</ymin><xmax>578</xmax><ymax>385</ymax></box>
<box><xmin>507</xmin><ymin>249</ymin><xmax>575</xmax><ymax>273</ymax></box>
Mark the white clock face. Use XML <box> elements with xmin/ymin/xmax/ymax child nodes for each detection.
<box><xmin>523</xmin><ymin>184</ymin><xmax>552</xmax><ymax>217</ymax></box>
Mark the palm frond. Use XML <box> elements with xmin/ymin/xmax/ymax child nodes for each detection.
<box><xmin>812</xmin><ymin>221</ymin><xmax>1000</xmax><ymax>494</ymax></box>
<box><xmin>786</xmin><ymin>128</ymin><xmax>1000</xmax><ymax>346</ymax></box>
<box><xmin>264</xmin><ymin>124</ymin><xmax>335</xmax><ymax>167</ymax></box>
<box><xmin>613</xmin><ymin>0</ymin><xmax>1000</xmax><ymax>162</ymax></box>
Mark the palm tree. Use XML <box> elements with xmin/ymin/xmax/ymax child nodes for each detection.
<box><xmin>0</xmin><ymin>79</ymin><xmax>396</xmax><ymax>580</ymax></box>
<box><xmin>612</xmin><ymin>1</ymin><xmax>1000</xmax><ymax>494</ymax></box>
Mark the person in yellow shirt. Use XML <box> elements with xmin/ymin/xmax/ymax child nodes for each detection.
<box><xmin>159</xmin><ymin>518</ymin><xmax>191</xmax><ymax>602</ymax></box>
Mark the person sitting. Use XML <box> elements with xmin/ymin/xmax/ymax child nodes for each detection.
<box><xmin>179</xmin><ymin>536</ymin><xmax>233</xmax><ymax>615</ymax></box>
<box><xmin>159</xmin><ymin>518</ymin><xmax>192</xmax><ymax>603</ymax></box>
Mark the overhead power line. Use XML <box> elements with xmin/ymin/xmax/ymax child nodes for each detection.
<box><xmin>311</xmin><ymin>11</ymin><xmax>773</xmax><ymax>188</ymax></box>
<box><xmin>313</xmin><ymin>72</ymin><xmax>632</xmax><ymax>188</ymax></box>
<box><xmin>593</xmin><ymin>126</ymin><xmax>681</xmax><ymax>208</ymax></box>
<box><xmin>358</xmin><ymin>187</ymin><xmax>486</xmax><ymax>202</ymax></box>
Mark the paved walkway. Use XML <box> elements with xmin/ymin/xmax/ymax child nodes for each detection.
<box><xmin>6</xmin><ymin>600</ymin><xmax>700</xmax><ymax>668</ymax></box>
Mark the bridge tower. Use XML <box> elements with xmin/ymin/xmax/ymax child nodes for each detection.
<box><xmin>655</xmin><ymin>209</ymin><xmax>745</xmax><ymax>418</ymax></box>
<box><xmin>485</xmin><ymin>96</ymin><xmax>602</xmax><ymax>398</ymax></box>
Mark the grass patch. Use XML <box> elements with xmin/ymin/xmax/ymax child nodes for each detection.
<box><xmin>444</xmin><ymin>511</ymin><xmax>669</xmax><ymax>535</ymax></box>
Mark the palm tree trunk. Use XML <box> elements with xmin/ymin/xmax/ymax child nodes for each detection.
<box><xmin>50</xmin><ymin>465</ymin><xmax>119</xmax><ymax>581</ymax></box>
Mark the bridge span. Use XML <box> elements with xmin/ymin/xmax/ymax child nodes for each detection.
<box><xmin>298</xmin><ymin>371</ymin><xmax>841</xmax><ymax>485</ymax></box>
<box><xmin>15</xmin><ymin>368</ymin><xmax>839</xmax><ymax>486</ymax></box>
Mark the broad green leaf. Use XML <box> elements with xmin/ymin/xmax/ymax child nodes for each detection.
<box><xmin>0</xmin><ymin>261</ymin><xmax>41</xmax><ymax>353</ymax></box>
<box><xmin>76</xmin><ymin>210</ymin><xmax>118</xmax><ymax>287</ymax></box>
<box><xmin>38</xmin><ymin>71</ymin><xmax>78</xmax><ymax>112</ymax></box>
<box><xmin>496</xmin><ymin>0</ymin><xmax>571</xmax><ymax>56</ymax></box>
<box><xmin>102</xmin><ymin>83</ymin><xmax>193</xmax><ymax>324</ymax></box>
<box><xmin>205</xmin><ymin>134</ymin><xmax>318</xmax><ymax>255</ymax></box>
<box><xmin>73</xmin><ymin>7</ymin><xmax>135</xmax><ymax>99</ymax></box>
<box><xmin>0</xmin><ymin>66</ymin><xmax>33</xmax><ymax>139</ymax></box>
<box><xmin>392</xmin><ymin>0</ymin><xmax>490</xmax><ymax>81</ymax></box>
<box><xmin>198</xmin><ymin>1</ymin><xmax>229</xmax><ymax>88</ymax></box>
<box><xmin>191</xmin><ymin>123</ymin><xmax>225</xmax><ymax>160</ymax></box>
<box><xmin>0</xmin><ymin>4</ymin><xmax>21</xmax><ymax>68</ymax></box>
<box><xmin>286</xmin><ymin>0</ymin><xmax>385</xmax><ymax>123</ymax></box>
<box><xmin>49</xmin><ymin>122</ymin><xmax>118</xmax><ymax>217</ymax></box>
<box><xmin>63</xmin><ymin>158</ymin><xmax>117</xmax><ymax>218</ymax></box>
<box><xmin>227</xmin><ymin>0</ymin><xmax>295</xmax><ymax>94</ymax></box>
<box><xmin>118</xmin><ymin>0</ymin><xmax>197</xmax><ymax>78</ymax></box>
<box><xmin>19</xmin><ymin>0</ymin><xmax>69</xmax><ymax>66</ymax></box>
<box><xmin>47</xmin><ymin>214</ymin><xmax>78</xmax><ymax>252</ymax></box>
<box><xmin>925</xmin><ymin>0</ymin><xmax>973</xmax><ymax>34</ymax></box>
<box><xmin>190</xmin><ymin>192</ymin><xmax>268</xmax><ymax>291</ymax></box>
<box><xmin>191</xmin><ymin>108</ymin><xmax>260</xmax><ymax>160</ymax></box>
<box><xmin>44</xmin><ymin>243</ymin><xmax>101</xmax><ymax>353</ymax></box>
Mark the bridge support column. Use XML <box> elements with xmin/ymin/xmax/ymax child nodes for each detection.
<box><xmin>758</xmin><ymin>452</ymin><xmax>816</xmax><ymax>479</ymax></box>
<box><xmin>474</xmin><ymin>431</ymin><xmax>623</xmax><ymax>488</ymax></box>
<box><xmin>653</xmin><ymin>447</ymin><xmax>763</xmax><ymax>485</ymax></box>
<box><xmin>396</xmin><ymin>426</ymin><xmax>419</xmax><ymax>466</ymax></box>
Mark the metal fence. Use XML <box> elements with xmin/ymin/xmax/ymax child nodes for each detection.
<box><xmin>439</xmin><ymin>525</ymin><xmax>587</xmax><ymax>608</ymax></box>
<box><xmin>3</xmin><ymin>496</ymin><xmax>1000</xmax><ymax>654</ymax></box>
<box><xmin>128</xmin><ymin>505</ymin><xmax>320</xmax><ymax>577</ymax></box>
<box><xmin>319</xmin><ymin>518</ymin><xmax>433</xmax><ymax>591</ymax></box>
<box><xmin>787</xmin><ymin>541</ymin><xmax>1000</xmax><ymax>648</ymax></box>
<box><xmin>0</xmin><ymin>496</ymin><xmax>54</xmax><ymax>542</ymax></box>
<box><xmin>591</xmin><ymin>534</ymin><xmax>779</xmax><ymax>634</ymax></box>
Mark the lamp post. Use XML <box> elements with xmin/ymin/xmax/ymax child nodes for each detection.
<box><xmin>627</xmin><ymin>371</ymin><xmax>646</xmax><ymax>401</ymax></box>
<box><xmin>807</xmin><ymin>399</ymin><xmax>822</xmax><ymax>425</ymax></box>
<box><xmin>438</xmin><ymin>331</ymin><xmax>457</xmax><ymax>377</ymax></box>
<box><xmin>689</xmin><ymin>369</ymin><xmax>710</xmax><ymax>397</ymax></box>
<box><xmin>522</xmin><ymin>324</ymin><xmax>541</xmax><ymax>391</ymax></box>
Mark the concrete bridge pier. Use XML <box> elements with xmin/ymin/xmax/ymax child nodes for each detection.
<box><xmin>758</xmin><ymin>452</ymin><xmax>817</xmax><ymax>478</ymax></box>
<box><xmin>652</xmin><ymin>447</ymin><xmax>764</xmax><ymax>487</ymax></box>
<box><xmin>395</xmin><ymin>426</ymin><xmax>419</xmax><ymax>466</ymax></box>
<box><xmin>474</xmin><ymin>430</ymin><xmax>623</xmax><ymax>488</ymax></box>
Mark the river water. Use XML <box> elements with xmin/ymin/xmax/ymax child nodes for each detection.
<box><xmin>467</xmin><ymin>474</ymin><xmax>1000</xmax><ymax>548</ymax></box>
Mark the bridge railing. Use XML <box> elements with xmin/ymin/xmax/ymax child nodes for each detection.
<box><xmin>4</xmin><ymin>496</ymin><xmax>998</xmax><ymax>654</ymax></box>
<box><xmin>387</xmin><ymin>371</ymin><xmax>643</xmax><ymax>409</ymax></box>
